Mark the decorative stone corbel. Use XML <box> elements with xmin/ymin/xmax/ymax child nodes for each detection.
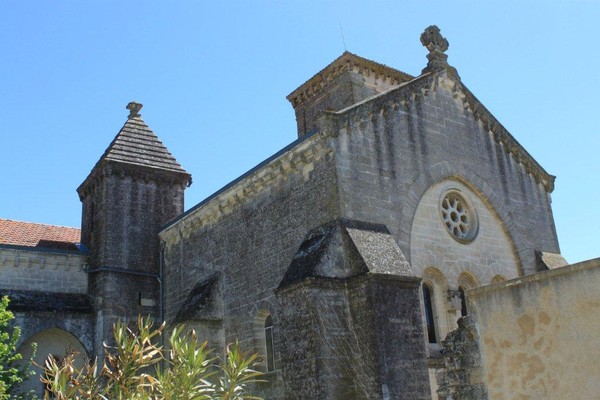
<box><xmin>447</xmin><ymin>289</ymin><xmax>462</xmax><ymax>311</ymax></box>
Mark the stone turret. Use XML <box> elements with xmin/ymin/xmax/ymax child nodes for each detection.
<box><xmin>77</xmin><ymin>102</ymin><xmax>191</xmax><ymax>353</ymax></box>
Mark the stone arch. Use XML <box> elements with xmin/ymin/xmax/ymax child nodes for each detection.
<box><xmin>252</xmin><ymin>300</ymin><xmax>278</xmax><ymax>373</ymax></box>
<box><xmin>17</xmin><ymin>327</ymin><xmax>88</xmax><ymax>397</ymax></box>
<box><xmin>457</xmin><ymin>271</ymin><xmax>480</xmax><ymax>290</ymax></box>
<box><xmin>397</xmin><ymin>161</ymin><xmax>523</xmax><ymax>275</ymax></box>
<box><xmin>409</xmin><ymin>178</ymin><xmax>521</xmax><ymax>287</ymax></box>
<box><xmin>421</xmin><ymin>267</ymin><xmax>450</xmax><ymax>342</ymax></box>
<box><xmin>14</xmin><ymin>314</ymin><xmax>93</xmax><ymax>357</ymax></box>
<box><xmin>491</xmin><ymin>275</ymin><xmax>507</xmax><ymax>284</ymax></box>
<box><xmin>457</xmin><ymin>272</ymin><xmax>480</xmax><ymax>317</ymax></box>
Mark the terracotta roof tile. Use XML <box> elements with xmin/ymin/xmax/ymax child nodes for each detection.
<box><xmin>0</xmin><ymin>219</ymin><xmax>81</xmax><ymax>250</ymax></box>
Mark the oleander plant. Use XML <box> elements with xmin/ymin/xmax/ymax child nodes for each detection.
<box><xmin>41</xmin><ymin>317</ymin><xmax>262</xmax><ymax>400</ymax></box>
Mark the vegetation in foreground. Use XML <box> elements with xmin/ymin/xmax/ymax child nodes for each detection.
<box><xmin>0</xmin><ymin>296</ymin><xmax>37</xmax><ymax>400</ymax></box>
<box><xmin>41</xmin><ymin>317</ymin><xmax>263</xmax><ymax>400</ymax></box>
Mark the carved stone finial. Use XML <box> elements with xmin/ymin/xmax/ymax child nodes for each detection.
<box><xmin>421</xmin><ymin>25</ymin><xmax>449</xmax><ymax>53</ymax></box>
<box><xmin>126</xmin><ymin>101</ymin><xmax>143</xmax><ymax>118</ymax></box>
<box><xmin>420</xmin><ymin>25</ymin><xmax>456</xmax><ymax>76</ymax></box>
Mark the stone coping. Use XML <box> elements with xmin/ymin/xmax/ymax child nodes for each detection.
<box><xmin>468</xmin><ymin>257</ymin><xmax>600</xmax><ymax>298</ymax></box>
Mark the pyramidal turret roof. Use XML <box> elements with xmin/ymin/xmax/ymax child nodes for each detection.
<box><xmin>97</xmin><ymin>102</ymin><xmax>188</xmax><ymax>174</ymax></box>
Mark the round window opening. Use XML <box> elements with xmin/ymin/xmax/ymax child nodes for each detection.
<box><xmin>439</xmin><ymin>189</ymin><xmax>478</xmax><ymax>243</ymax></box>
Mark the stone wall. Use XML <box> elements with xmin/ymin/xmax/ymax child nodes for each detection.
<box><xmin>466</xmin><ymin>258</ymin><xmax>600</xmax><ymax>399</ymax></box>
<box><xmin>0</xmin><ymin>247</ymin><xmax>87</xmax><ymax>293</ymax></box>
<box><xmin>160</xmin><ymin>133</ymin><xmax>339</xmax><ymax>399</ymax></box>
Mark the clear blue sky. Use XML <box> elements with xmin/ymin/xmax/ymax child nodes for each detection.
<box><xmin>1</xmin><ymin>1</ymin><xmax>598</xmax><ymax>264</ymax></box>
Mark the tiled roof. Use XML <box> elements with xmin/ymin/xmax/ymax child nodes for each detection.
<box><xmin>0</xmin><ymin>219</ymin><xmax>80</xmax><ymax>250</ymax></box>
<box><xmin>99</xmin><ymin>115</ymin><xmax>188</xmax><ymax>174</ymax></box>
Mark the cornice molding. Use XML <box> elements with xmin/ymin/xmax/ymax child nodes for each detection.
<box><xmin>77</xmin><ymin>160</ymin><xmax>190</xmax><ymax>200</ymax></box>
<box><xmin>287</xmin><ymin>52</ymin><xmax>414</xmax><ymax>109</ymax></box>
<box><xmin>0</xmin><ymin>246</ymin><xmax>87</xmax><ymax>271</ymax></box>
<box><xmin>160</xmin><ymin>133</ymin><xmax>334</xmax><ymax>246</ymax></box>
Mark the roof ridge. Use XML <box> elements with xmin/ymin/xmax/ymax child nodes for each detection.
<box><xmin>0</xmin><ymin>218</ymin><xmax>80</xmax><ymax>230</ymax></box>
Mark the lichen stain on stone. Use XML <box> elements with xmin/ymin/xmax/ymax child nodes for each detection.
<box><xmin>538</xmin><ymin>311</ymin><xmax>551</xmax><ymax>326</ymax></box>
<box><xmin>517</xmin><ymin>314</ymin><xmax>535</xmax><ymax>345</ymax></box>
<box><xmin>531</xmin><ymin>337</ymin><xmax>543</xmax><ymax>351</ymax></box>
<box><xmin>521</xmin><ymin>354</ymin><xmax>545</xmax><ymax>382</ymax></box>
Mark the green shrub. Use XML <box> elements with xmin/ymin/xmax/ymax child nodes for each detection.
<box><xmin>41</xmin><ymin>317</ymin><xmax>262</xmax><ymax>400</ymax></box>
<box><xmin>0</xmin><ymin>296</ymin><xmax>37</xmax><ymax>400</ymax></box>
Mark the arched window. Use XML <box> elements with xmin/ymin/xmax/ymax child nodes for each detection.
<box><xmin>264</xmin><ymin>315</ymin><xmax>275</xmax><ymax>372</ymax></box>
<box><xmin>458</xmin><ymin>286</ymin><xmax>468</xmax><ymax>317</ymax></box>
<box><xmin>422</xmin><ymin>283</ymin><xmax>437</xmax><ymax>344</ymax></box>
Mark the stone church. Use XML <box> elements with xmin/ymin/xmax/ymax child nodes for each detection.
<box><xmin>2</xmin><ymin>26</ymin><xmax>596</xmax><ymax>399</ymax></box>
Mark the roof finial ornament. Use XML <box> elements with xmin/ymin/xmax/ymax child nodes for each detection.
<box><xmin>126</xmin><ymin>101</ymin><xmax>143</xmax><ymax>119</ymax></box>
<box><xmin>420</xmin><ymin>25</ymin><xmax>457</xmax><ymax>77</ymax></box>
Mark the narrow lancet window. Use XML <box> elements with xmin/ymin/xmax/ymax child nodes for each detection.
<box><xmin>459</xmin><ymin>287</ymin><xmax>468</xmax><ymax>317</ymax></box>
<box><xmin>422</xmin><ymin>284</ymin><xmax>437</xmax><ymax>343</ymax></box>
<box><xmin>265</xmin><ymin>315</ymin><xmax>275</xmax><ymax>372</ymax></box>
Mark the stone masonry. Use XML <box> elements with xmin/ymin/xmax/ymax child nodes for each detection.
<box><xmin>2</xmin><ymin>26</ymin><xmax>572</xmax><ymax>399</ymax></box>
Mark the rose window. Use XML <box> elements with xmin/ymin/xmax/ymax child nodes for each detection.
<box><xmin>439</xmin><ymin>190</ymin><xmax>478</xmax><ymax>243</ymax></box>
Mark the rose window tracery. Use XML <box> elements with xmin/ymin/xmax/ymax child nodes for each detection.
<box><xmin>439</xmin><ymin>190</ymin><xmax>478</xmax><ymax>243</ymax></box>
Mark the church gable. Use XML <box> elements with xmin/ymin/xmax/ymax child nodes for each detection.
<box><xmin>323</xmin><ymin>54</ymin><xmax>559</xmax><ymax>274</ymax></box>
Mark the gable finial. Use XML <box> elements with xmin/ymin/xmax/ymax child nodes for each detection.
<box><xmin>126</xmin><ymin>101</ymin><xmax>143</xmax><ymax>118</ymax></box>
<box><xmin>420</xmin><ymin>25</ymin><xmax>457</xmax><ymax>77</ymax></box>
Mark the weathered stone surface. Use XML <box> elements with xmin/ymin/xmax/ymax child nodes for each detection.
<box><xmin>466</xmin><ymin>258</ymin><xmax>600</xmax><ymax>399</ymax></box>
<box><xmin>437</xmin><ymin>316</ymin><xmax>487</xmax><ymax>399</ymax></box>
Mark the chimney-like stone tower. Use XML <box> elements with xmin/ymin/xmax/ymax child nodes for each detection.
<box><xmin>286</xmin><ymin>52</ymin><xmax>413</xmax><ymax>137</ymax></box>
<box><xmin>77</xmin><ymin>102</ymin><xmax>191</xmax><ymax>354</ymax></box>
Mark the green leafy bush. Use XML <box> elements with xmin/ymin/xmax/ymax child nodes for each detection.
<box><xmin>41</xmin><ymin>317</ymin><xmax>262</xmax><ymax>400</ymax></box>
<box><xmin>0</xmin><ymin>296</ymin><xmax>37</xmax><ymax>400</ymax></box>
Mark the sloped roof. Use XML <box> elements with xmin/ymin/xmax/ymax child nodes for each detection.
<box><xmin>279</xmin><ymin>219</ymin><xmax>414</xmax><ymax>289</ymax></box>
<box><xmin>98</xmin><ymin>110</ymin><xmax>188</xmax><ymax>174</ymax></box>
<box><xmin>0</xmin><ymin>219</ymin><xmax>80</xmax><ymax>250</ymax></box>
<box><xmin>173</xmin><ymin>273</ymin><xmax>221</xmax><ymax>324</ymax></box>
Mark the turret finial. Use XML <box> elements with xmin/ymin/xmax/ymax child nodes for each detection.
<box><xmin>420</xmin><ymin>25</ymin><xmax>457</xmax><ymax>77</ymax></box>
<box><xmin>126</xmin><ymin>101</ymin><xmax>143</xmax><ymax>118</ymax></box>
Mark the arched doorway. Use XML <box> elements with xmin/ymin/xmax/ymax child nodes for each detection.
<box><xmin>16</xmin><ymin>328</ymin><xmax>87</xmax><ymax>397</ymax></box>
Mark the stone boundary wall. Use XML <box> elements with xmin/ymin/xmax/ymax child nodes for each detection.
<box><xmin>467</xmin><ymin>258</ymin><xmax>600</xmax><ymax>399</ymax></box>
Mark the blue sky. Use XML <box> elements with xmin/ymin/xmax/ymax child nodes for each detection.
<box><xmin>1</xmin><ymin>1</ymin><xmax>598</xmax><ymax>264</ymax></box>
